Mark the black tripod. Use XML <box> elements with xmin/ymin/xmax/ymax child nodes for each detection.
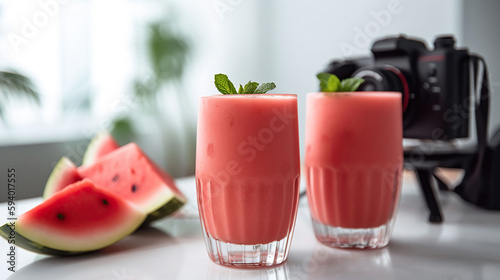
<box><xmin>403</xmin><ymin>54</ymin><xmax>490</xmax><ymax>222</ymax></box>
<box><xmin>403</xmin><ymin>151</ymin><xmax>475</xmax><ymax>222</ymax></box>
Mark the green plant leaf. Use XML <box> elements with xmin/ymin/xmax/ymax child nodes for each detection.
<box><xmin>214</xmin><ymin>74</ymin><xmax>237</xmax><ymax>95</ymax></box>
<box><xmin>327</xmin><ymin>75</ymin><xmax>340</xmax><ymax>92</ymax></box>
<box><xmin>316</xmin><ymin>73</ymin><xmax>340</xmax><ymax>92</ymax></box>
<box><xmin>254</xmin><ymin>82</ymin><xmax>276</xmax><ymax>93</ymax></box>
<box><xmin>316</xmin><ymin>73</ymin><xmax>329</xmax><ymax>91</ymax></box>
<box><xmin>0</xmin><ymin>71</ymin><xmax>39</xmax><ymax>103</ymax></box>
<box><xmin>110</xmin><ymin>117</ymin><xmax>135</xmax><ymax>146</ymax></box>
<box><xmin>148</xmin><ymin>21</ymin><xmax>189</xmax><ymax>82</ymax></box>
<box><xmin>338</xmin><ymin>78</ymin><xmax>365</xmax><ymax>92</ymax></box>
<box><xmin>214</xmin><ymin>74</ymin><xmax>276</xmax><ymax>94</ymax></box>
<box><xmin>243</xmin><ymin>81</ymin><xmax>259</xmax><ymax>93</ymax></box>
<box><xmin>0</xmin><ymin>71</ymin><xmax>40</xmax><ymax>121</ymax></box>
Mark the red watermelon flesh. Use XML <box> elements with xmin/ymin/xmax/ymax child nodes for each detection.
<box><xmin>82</xmin><ymin>131</ymin><xmax>120</xmax><ymax>165</ymax></box>
<box><xmin>77</xmin><ymin>143</ymin><xmax>186</xmax><ymax>216</ymax></box>
<box><xmin>13</xmin><ymin>179</ymin><xmax>145</xmax><ymax>253</ymax></box>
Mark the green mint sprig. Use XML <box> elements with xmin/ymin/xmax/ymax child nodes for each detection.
<box><xmin>214</xmin><ymin>74</ymin><xmax>276</xmax><ymax>94</ymax></box>
<box><xmin>316</xmin><ymin>73</ymin><xmax>365</xmax><ymax>92</ymax></box>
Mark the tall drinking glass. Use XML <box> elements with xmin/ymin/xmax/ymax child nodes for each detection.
<box><xmin>196</xmin><ymin>94</ymin><xmax>301</xmax><ymax>267</ymax></box>
<box><xmin>305</xmin><ymin>91</ymin><xmax>403</xmax><ymax>249</ymax></box>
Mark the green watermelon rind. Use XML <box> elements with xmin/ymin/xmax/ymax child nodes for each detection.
<box><xmin>0</xmin><ymin>213</ymin><xmax>145</xmax><ymax>256</ymax></box>
<box><xmin>43</xmin><ymin>157</ymin><xmax>79</xmax><ymax>200</ymax></box>
<box><xmin>0</xmin><ymin>223</ymin><xmax>89</xmax><ymax>256</ymax></box>
<box><xmin>145</xmin><ymin>195</ymin><xmax>186</xmax><ymax>224</ymax></box>
<box><xmin>3</xmin><ymin>180</ymin><xmax>148</xmax><ymax>255</ymax></box>
<box><xmin>82</xmin><ymin>131</ymin><xmax>119</xmax><ymax>166</ymax></box>
<box><xmin>133</xmin><ymin>184</ymin><xmax>187</xmax><ymax>218</ymax></box>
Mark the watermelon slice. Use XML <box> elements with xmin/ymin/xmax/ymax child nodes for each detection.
<box><xmin>43</xmin><ymin>157</ymin><xmax>81</xmax><ymax>199</ymax></box>
<box><xmin>77</xmin><ymin>143</ymin><xmax>186</xmax><ymax>223</ymax></box>
<box><xmin>0</xmin><ymin>179</ymin><xmax>145</xmax><ymax>255</ymax></box>
<box><xmin>82</xmin><ymin>131</ymin><xmax>120</xmax><ymax>165</ymax></box>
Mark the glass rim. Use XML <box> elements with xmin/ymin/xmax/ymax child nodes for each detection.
<box><xmin>201</xmin><ymin>93</ymin><xmax>297</xmax><ymax>99</ymax></box>
<box><xmin>307</xmin><ymin>91</ymin><xmax>402</xmax><ymax>97</ymax></box>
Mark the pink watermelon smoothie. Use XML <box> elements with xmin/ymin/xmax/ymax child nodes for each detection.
<box><xmin>196</xmin><ymin>94</ymin><xmax>301</xmax><ymax>245</ymax></box>
<box><xmin>305</xmin><ymin>92</ymin><xmax>403</xmax><ymax>229</ymax></box>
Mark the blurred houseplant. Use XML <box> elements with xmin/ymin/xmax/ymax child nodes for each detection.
<box><xmin>0</xmin><ymin>71</ymin><xmax>39</xmax><ymax>125</ymax></box>
<box><xmin>111</xmin><ymin>18</ymin><xmax>195</xmax><ymax>177</ymax></box>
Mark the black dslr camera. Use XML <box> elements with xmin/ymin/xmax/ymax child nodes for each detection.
<box><xmin>325</xmin><ymin>35</ymin><xmax>470</xmax><ymax>140</ymax></box>
<box><xmin>325</xmin><ymin>34</ymin><xmax>499</xmax><ymax>221</ymax></box>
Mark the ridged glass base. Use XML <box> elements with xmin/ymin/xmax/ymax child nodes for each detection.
<box><xmin>312</xmin><ymin>219</ymin><xmax>393</xmax><ymax>249</ymax></box>
<box><xmin>202</xmin><ymin>228</ymin><xmax>292</xmax><ymax>268</ymax></box>
<box><xmin>207</xmin><ymin>261</ymin><xmax>289</xmax><ymax>279</ymax></box>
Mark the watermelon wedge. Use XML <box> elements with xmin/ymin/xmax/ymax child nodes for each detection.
<box><xmin>0</xmin><ymin>179</ymin><xmax>145</xmax><ymax>255</ymax></box>
<box><xmin>43</xmin><ymin>135</ymin><xmax>186</xmax><ymax>223</ymax></box>
<box><xmin>77</xmin><ymin>143</ymin><xmax>186</xmax><ymax>223</ymax></box>
<box><xmin>43</xmin><ymin>157</ymin><xmax>81</xmax><ymax>199</ymax></box>
<box><xmin>82</xmin><ymin>131</ymin><xmax>120</xmax><ymax>165</ymax></box>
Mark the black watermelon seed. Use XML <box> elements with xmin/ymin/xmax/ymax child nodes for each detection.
<box><xmin>57</xmin><ymin>213</ymin><xmax>65</xmax><ymax>220</ymax></box>
<box><xmin>112</xmin><ymin>174</ymin><xmax>119</xmax><ymax>182</ymax></box>
<box><xmin>131</xmin><ymin>184</ymin><xmax>137</xmax><ymax>193</ymax></box>
<box><xmin>102</xmin><ymin>199</ymin><xmax>108</xmax><ymax>205</ymax></box>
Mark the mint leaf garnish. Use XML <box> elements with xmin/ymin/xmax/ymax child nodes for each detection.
<box><xmin>243</xmin><ymin>81</ymin><xmax>259</xmax><ymax>93</ymax></box>
<box><xmin>339</xmin><ymin>78</ymin><xmax>365</xmax><ymax>92</ymax></box>
<box><xmin>317</xmin><ymin>73</ymin><xmax>339</xmax><ymax>92</ymax></box>
<box><xmin>254</xmin><ymin>82</ymin><xmax>276</xmax><ymax>93</ymax></box>
<box><xmin>214</xmin><ymin>74</ymin><xmax>276</xmax><ymax>94</ymax></box>
<box><xmin>215</xmin><ymin>73</ymin><xmax>237</xmax><ymax>95</ymax></box>
<box><xmin>316</xmin><ymin>73</ymin><xmax>364</xmax><ymax>92</ymax></box>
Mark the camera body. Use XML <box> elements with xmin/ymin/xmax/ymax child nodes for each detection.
<box><xmin>325</xmin><ymin>35</ymin><xmax>471</xmax><ymax>140</ymax></box>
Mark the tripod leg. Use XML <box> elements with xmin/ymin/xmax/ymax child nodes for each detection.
<box><xmin>433</xmin><ymin>173</ymin><xmax>451</xmax><ymax>192</ymax></box>
<box><xmin>415</xmin><ymin>169</ymin><xmax>444</xmax><ymax>223</ymax></box>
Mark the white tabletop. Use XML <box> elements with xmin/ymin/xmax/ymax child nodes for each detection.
<box><xmin>2</xmin><ymin>175</ymin><xmax>500</xmax><ymax>280</ymax></box>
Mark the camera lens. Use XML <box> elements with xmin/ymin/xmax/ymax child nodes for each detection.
<box><xmin>352</xmin><ymin>66</ymin><xmax>414</xmax><ymax>128</ymax></box>
<box><xmin>361</xmin><ymin>82</ymin><xmax>377</xmax><ymax>91</ymax></box>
